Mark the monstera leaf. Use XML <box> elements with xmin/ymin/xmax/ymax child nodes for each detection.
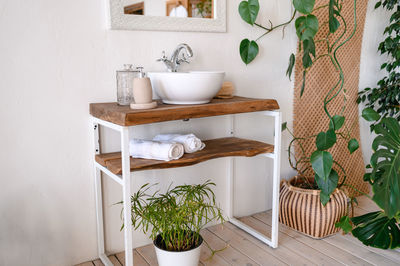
<box><xmin>351</xmin><ymin>211</ymin><xmax>400</xmax><ymax>249</ymax></box>
<box><xmin>369</xmin><ymin>117</ymin><xmax>400</xmax><ymax>219</ymax></box>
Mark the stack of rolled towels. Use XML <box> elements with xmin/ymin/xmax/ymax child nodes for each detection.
<box><xmin>129</xmin><ymin>134</ymin><xmax>205</xmax><ymax>161</ymax></box>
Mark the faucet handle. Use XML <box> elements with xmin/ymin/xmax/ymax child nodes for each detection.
<box><xmin>177</xmin><ymin>54</ymin><xmax>190</xmax><ymax>65</ymax></box>
<box><xmin>156</xmin><ymin>51</ymin><xmax>168</xmax><ymax>62</ymax></box>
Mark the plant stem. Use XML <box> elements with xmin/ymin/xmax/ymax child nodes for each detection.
<box><xmin>255</xmin><ymin>11</ymin><xmax>297</xmax><ymax>42</ymax></box>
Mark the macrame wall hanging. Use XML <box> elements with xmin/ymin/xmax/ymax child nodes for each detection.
<box><xmin>293</xmin><ymin>0</ymin><xmax>369</xmax><ymax>196</ymax></box>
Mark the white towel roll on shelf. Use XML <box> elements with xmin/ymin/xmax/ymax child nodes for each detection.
<box><xmin>153</xmin><ymin>134</ymin><xmax>205</xmax><ymax>153</ymax></box>
<box><xmin>129</xmin><ymin>139</ymin><xmax>184</xmax><ymax>161</ymax></box>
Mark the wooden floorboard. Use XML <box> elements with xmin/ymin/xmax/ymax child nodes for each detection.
<box><xmin>207</xmin><ymin>224</ymin><xmax>286</xmax><ymax>266</ymax></box>
<box><xmin>254</xmin><ymin>211</ymin><xmax>373</xmax><ymax>266</ymax></box>
<box><xmin>115</xmin><ymin>250</ymin><xmax>149</xmax><ymax>266</ymax></box>
<box><xmin>201</xmin><ymin>229</ymin><xmax>259</xmax><ymax>266</ymax></box>
<box><xmin>76</xmin><ymin>196</ymin><xmax>400</xmax><ymax>266</ymax></box>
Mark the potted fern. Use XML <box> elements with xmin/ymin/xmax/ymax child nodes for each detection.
<box><xmin>120</xmin><ymin>180</ymin><xmax>224</xmax><ymax>266</ymax></box>
<box><xmin>239</xmin><ymin>0</ymin><xmax>360</xmax><ymax>238</ymax></box>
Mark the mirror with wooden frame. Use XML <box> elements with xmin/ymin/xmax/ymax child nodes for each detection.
<box><xmin>107</xmin><ymin>0</ymin><xmax>226</xmax><ymax>32</ymax></box>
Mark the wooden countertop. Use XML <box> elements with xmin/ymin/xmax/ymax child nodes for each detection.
<box><xmin>90</xmin><ymin>96</ymin><xmax>279</xmax><ymax>126</ymax></box>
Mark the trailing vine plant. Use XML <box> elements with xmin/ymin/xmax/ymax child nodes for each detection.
<box><xmin>239</xmin><ymin>0</ymin><xmax>360</xmax><ymax>205</ymax></box>
<box><xmin>357</xmin><ymin>0</ymin><xmax>400</xmax><ymax>129</ymax></box>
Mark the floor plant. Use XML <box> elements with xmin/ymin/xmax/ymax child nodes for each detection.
<box><xmin>239</xmin><ymin>0</ymin><xmax>360</xmax><ymax>205</ymax></box>
<box><xmin>357</xmin><ymin>0</ymin><xmax>400</xmax><ymax>129</ymax></box>
<box><xmin>336</xmin><ymin>1</ymin><xmax>400</xmax><ymax>249</ymax></box>
<box><xmin>118</xmin><ymin>180</ymin><xmax>225</xmax><ymax>265</ymax></box>
<box><xmin>336</xmin><ymin>110</ymin><xmax>400</xmax><ymax>249</ymax></box>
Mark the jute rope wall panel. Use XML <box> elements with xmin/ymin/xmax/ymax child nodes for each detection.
<box><xmin>293</xmin><ymin>0</ymin><xmax>369</xmax><ymax>196</ymax></box>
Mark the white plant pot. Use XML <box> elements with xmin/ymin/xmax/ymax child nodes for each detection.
<box><xmin>153</xmin><ymin>235</ymin><xmax>203</xmax><ymax>266</ymax></box>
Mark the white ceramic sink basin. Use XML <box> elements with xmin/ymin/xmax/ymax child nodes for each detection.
<box><xmin>148</xmin><ymin>71</ymin><xmax>225</xmax><ymax>105</ymax></box>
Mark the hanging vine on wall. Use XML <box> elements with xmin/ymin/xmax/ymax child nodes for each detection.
<box><xmin>358</xmin><ymin>0</ymin><xmax>400</xmax><ymax>129</ymax></box>
<box><xmin>238</xmin><ymin>0</ymin><xmax>360</xmax><ymax>205</ymax></box>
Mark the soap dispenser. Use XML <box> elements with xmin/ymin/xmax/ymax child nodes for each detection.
<box><xmin>131</xmin><ymin>67</ymin><xmax>157</xmax><ymax>110</ymax></box>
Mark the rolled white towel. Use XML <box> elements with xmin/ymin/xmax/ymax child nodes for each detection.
<box><xmin>129</xmin><ymin>139</ymin><xmax>184</xmax><ymax>161</ymax></box>
<box><xmin>153</xmin><ymin>134</ymin><xmax>205</xmax><ymax>153</ymax></box>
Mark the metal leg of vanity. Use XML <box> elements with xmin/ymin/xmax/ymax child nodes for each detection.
<box><xmin>227</xmin><ymin>110</ymin><xmax>281</xmax><ymax>248</ymax></box>
<box><xmin>93</xmin><ymin>119</ymin><xmax>134</xmax><ymax>266</ymax></box>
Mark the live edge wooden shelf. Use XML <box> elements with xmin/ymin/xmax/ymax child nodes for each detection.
<box><xmin>96</xmin><ymin>137</ymin><xmax>274</xmax><ymax>174</ymax></box>
<box><xmin>90</xmin><ymin>97</ymin><xmax>279</xmax><ymax>174</ymax></box>
<box><xmin>90</xmin><ymin>96</ymin><xmax>282</xmax><ymax>266</ymax></box>
<box><xmin>90</xmin><ymin>96</ymin><xmax>279</xmax><ymax>126</ymax></box>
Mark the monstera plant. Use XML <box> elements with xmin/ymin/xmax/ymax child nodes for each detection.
<box><xmin>337</xmin><ymin>109</ymin><xmax>400</xmax><ymax>249</ymax></box>
<box><xmin>239</xmin><ymin>0</ymin><xmax>360</xmax><ymax>205</ymax></box>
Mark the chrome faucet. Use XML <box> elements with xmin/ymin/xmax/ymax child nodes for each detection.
<box><xmin>157</xmin><ymin>43</ymin><xmax>193</xmax><ymax>72</ymax></box>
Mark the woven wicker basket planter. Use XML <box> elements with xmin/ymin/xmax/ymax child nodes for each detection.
<box><xmin>279</xmin><ymin>177</ymin><xmax>348</xmax><ymax>239</ymax></box>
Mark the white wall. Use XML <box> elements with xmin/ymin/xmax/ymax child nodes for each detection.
<box><xmin>359</xmin><ymin>1</ymin><xmax>394</xmax><ymax>164</ymax></box>
<box><xmin>0</xmin><ymin>0</ymin><xmax>388</xmax><ymax>265</ymax></box>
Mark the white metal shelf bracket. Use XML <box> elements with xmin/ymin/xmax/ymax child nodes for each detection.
<box><xmin>227</xmin><ymin>110</ymin><xmax>281</xmax><ymax>248</ymax></box>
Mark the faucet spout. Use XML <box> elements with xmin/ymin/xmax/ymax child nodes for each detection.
<box><xmin>157</xmin><ymin>43</ymin><xmax>193</xmax><ymax>72</ymax></box>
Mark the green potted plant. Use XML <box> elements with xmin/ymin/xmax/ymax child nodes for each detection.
<box><xmin>336</xmin><ymin>0</ymin><xmax>400</xmax><ymax>249</ymax></box>
<box><xmin>336</xmin><ymin>109</ymin><xmax>400</xmax><ymax>249</ymax></box>
<box><xmin>357</xmin><ymin>0</ymin><xmax>399</xmax><ymax>129</ymax></box>
<box><xmin>120</xmin><ymin>180</ymin><xmax>225</xmax><ymax>266</ymax></box>
<box><xmin>239</xmin><ymin>0</ymin><xmax>360</xmax><ymax>238</ymax></box>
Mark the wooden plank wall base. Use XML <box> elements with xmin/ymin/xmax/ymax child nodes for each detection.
<box><xmin>95</xmin><ymin>137</ymin><xmax>274</xmax><ymax>175</ymax></box>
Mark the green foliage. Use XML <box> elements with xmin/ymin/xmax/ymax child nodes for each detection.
<box><xmin>368</xmin><ymin>118</ymin><xmax>400</xmax><ymax>219</ymax></box>
<box><xmin>293</xmin><ymin>0</ymin><xmax>315</xmax><ymax>15</ymax></box>
<box><xmin>329</xmin><ymin>115</ymin><xmax>345</xmax><ymax>130</ymax></box>
<box><xmin>195</xmin><ymin>0</ymin><xmax>213</xmax><ymax>18</ymax></box>
<box><xmin>238</xmin><ymin>0</ymin><xmax>259</xmax><ymax>25</ymax></box>
<box><xmin>351</xmin><ymin>211</ymin><xmax>400</xmax><ymax>249</ymax></box>
<box><xmin>119</xmin><ymin>180</ymin><xmax>225</xmax><ymax>252</ymax></box>
<box><xmin>240</xmin><ymin>39</ymin><xmax>259</xmax><ymax>65</ymax></box>
<box><xmin>358</xmin><ymin>1</ymin><xmax>400</xmax><ymax>128</ymax></box>
<box><xmin>362</xmin><ymin>107</ymin><xmax>381</xmax><ymax>122</ymax></box>
<box><xmin>286</xmin><ymin>53</ymin><xmax>296</xmax><ymax>80</ymax></box>
<box><xmin>242</xmin><ymin>0</ymin><xmax>360</xmax><ymax>205</ymax></box>
<box><xmin>338</xmin><ymin>116</ymin><xmax>400</xmax><ymax>250</ymax></box>
<box><xmin>315</xmin><ymin>170</ymin><xmax>339</xmax><ymax>205</ymax></box>
<box><xmin>335</xmin><ymin>216</ymin><xmax>352</xmax><ymax>234</ymax></box>
<box><xmin>348</xmin><ymin>139</ymin><xmax>359</xmax><ymax>154</ymax></box>
<box><xmin>311</xmin><ymin>151</ymin><xmax>333</xmax><ymax>181</ymax></box>
<box><xmin>295</xmin><ymin>15</ymin><xmax>319</xmax><ymax>41</ymax></box>
<box><xmin>316</xmin><ymin>129</ymin><xmax>337</xmax><ymax>150</ymax></box>
<box><xmin>328</xmin><ymin>0</ymin><xmax>341</xmax><ymax>33</ymax></box>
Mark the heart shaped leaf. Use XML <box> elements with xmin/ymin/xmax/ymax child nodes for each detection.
<box><xmin>348</xmin><ymin>138</ymin><xmax>360</xmax><ymax>154</ymax></box>
<box><xmin>295</xmin><ymin>15</ymin><xmax>319</xmax><ymax>41</ymax></box>
<box><xmin>311</xmin><ymin>150</ymin><xmax>333</xmax><ymax>181</ymax></box>
<box><xmin>240</xmin><ymin>39</ymin><xmax>259</xmax><ymax>64</ymax></box>
<box><xmin>293</xmin><ymin>0</ymin><xmax>316</xmax><ymax>15</ymax></box>
<box><xmin>316</xmin><ymin>129</ymin><xmax>337</xmax><ymax>150</ymax></box>
<box><xmin>239</xmin><ymin>0</ymin><xmax>260</xmax><ymax>25</ymax></box>
<box><xmin>315</xmin><ymin>169</ymin><xmax>339</xmax><ymax>205</ymax></box>
<box><xmin>329</xmin><ymin>115</ymin><xmax>345</xmax><ymax>130</ymax></box>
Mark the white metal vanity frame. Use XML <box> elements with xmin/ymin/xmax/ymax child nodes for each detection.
<box><xmin>91</xmin><ymin>110</ymin><xmax>282</xmax><ymax>266</ymax></box>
